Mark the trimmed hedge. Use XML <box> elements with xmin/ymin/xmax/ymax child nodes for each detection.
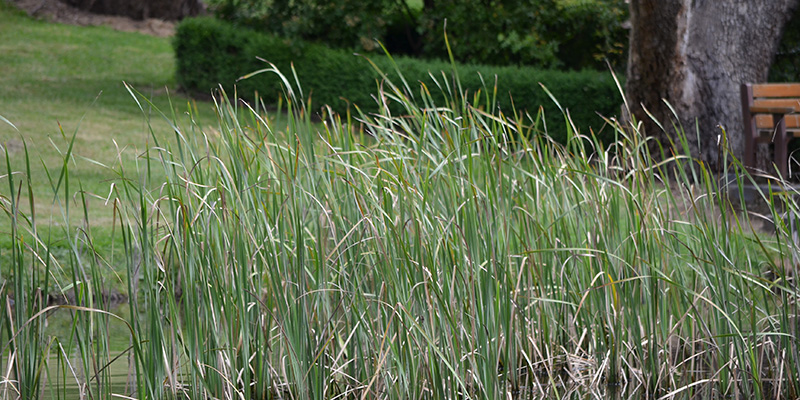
<box><xmin>174</xmin><ymin>17</ymin><xmax>622</xmax><ymax>143</ymax></box>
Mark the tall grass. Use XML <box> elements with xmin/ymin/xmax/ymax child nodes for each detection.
<box><xmin>3</xmin><ymin>61</ymin><xmax>800</xmax><ymax>399</ymax></box>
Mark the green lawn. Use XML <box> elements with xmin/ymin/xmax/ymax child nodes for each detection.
<box><xmin>0</xmin><ymin>1</ymin><xmax>221</xmax><ymax>288</ymax></box>
<box><xmin>0</xmin><ymin>1</ymin><xmax>217</xmax><ymax>226</ymax></box>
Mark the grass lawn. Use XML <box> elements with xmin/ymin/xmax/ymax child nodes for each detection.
<box><xmin>0</xmin><ymin>2</ymin><xmax>219</xmax><ymax>271</ymax></box>
<box><xmin>0</xmin><ymin>1</ymin><xmax>218</xmax><ymax>212</ymax></box>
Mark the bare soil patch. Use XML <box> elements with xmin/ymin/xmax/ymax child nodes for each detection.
<box><xmin>9</xmin><ymin>0</ymin><xmax>176</xmax><ymax>36</ymax></box>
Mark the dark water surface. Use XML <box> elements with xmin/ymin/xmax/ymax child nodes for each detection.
<box><xmin>9</xmin><ymin>305</ymin><xmax>687</xmax><ymax>399</ymax></box>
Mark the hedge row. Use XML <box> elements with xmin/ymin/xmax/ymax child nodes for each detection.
<box><xmin>174</xmin><ymin>17</ymin><xmax>623</xmax><ymax>143</ymax></box>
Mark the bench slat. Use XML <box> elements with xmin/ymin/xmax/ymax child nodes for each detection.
<box><xmin>752</xmin><ymin>83</ymin><xmax>800</xmax><ymax>98</ymax></box>
<box><xmin>755</xmin><ymin>114</ymin><xmax>800</xmax><ymax>134</ymax></box>
<box><xmin>752</xmin><ymin>99</ymin><xmax>800</xmax><ymax>111</ymax></box>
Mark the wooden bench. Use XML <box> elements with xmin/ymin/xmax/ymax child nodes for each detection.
<box><xmin>741</xmin><ymin>83</ymin><xmax>800</xmax><ymax>177</ymax></box>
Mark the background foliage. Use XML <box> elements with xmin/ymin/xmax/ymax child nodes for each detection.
<box><xmin>418</xmin><ymin>0</ymin><xmax>628</xmax><ymax>70</ymax></box>
<box><xmin>174</xmin><ymin>17</ymin><xmax>623</xmax><ymax>144</ymax></box>
<box><xmin>203</xmin><ymin>0</ymin><xmax>629</xmax><ymax>71</ymax></box>
<box><xmin>209</xmin><ymin>0</ymin><xmax>401</xmax><ymax>52</ymax></box>
<box><xmin>770</xmin><ymin>5</ymin><xmax>800</xmax><ymax>82</ymax></box>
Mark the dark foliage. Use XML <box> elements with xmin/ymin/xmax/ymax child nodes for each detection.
<box><xmin>417</xmin><ymin>0</ymin><xmax>628</xmax><ymax>70</ymax></box>
<box><xmin>60</xmin><ymin>0</ymin><xmax>204</xmax><ymax>20</ymax></box>
<box><xmin>770</xmin><ymin>6</ymin><xmax>800</xmax><ymax>82</ymax></box>
<box><xmin>203</xmin><ymin>0</ymin><xmax>628</xmax><ymax>71</ymax></box>
<box><xmin>175</xmin><ymin>17</ymin><xmax>623</xmax><ymax>144</ymax></box>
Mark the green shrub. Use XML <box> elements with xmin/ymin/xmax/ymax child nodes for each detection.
<box><xmin>204</xmin><ymin>0</ymin><xmax>405</xmax><ymax>54</ymax></box>
<box><xmin>416</xmin><ymin>0</ymin><xmax>562</xmax><ymax>68</ymax></box>
<box><xmin>551</xmin><ymin>0</ymin><xmax>629</xmax><ymax>71</ymax></box>
<box><xmin>770</xmin><ymin>6</ymin><xmax>800</xmax><ymax>82</ymax></box>
<box><xmin>174</xmin><ymin>17</ymin><xmax>623</xmax><ymax>143</ymax></box>
<box><xmin>202</xmin><ymin>0</ymin><xmax>628</xmax><ymax>71</ymax></box>
<box><xmin>418</xmin><ymin>0</ymin><xmax>628</xmax><ymax>70</ymax></box>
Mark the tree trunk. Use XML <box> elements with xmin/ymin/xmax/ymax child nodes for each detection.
<box><xmin>626</xmin><ymin>0</ymin><xmax>798</xmax><ymax>172</ymax></box>
<box><xmin>61</xmin><ymin>0</ymin><xmax>204</xmax><ymax>20</ymax></box>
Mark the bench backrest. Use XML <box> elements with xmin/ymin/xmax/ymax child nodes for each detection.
<box><xmin>744</xmin><ymin>83</ymin><xmax>800</xmax><ymax>131</ymax></box>
<box><xmin>741</xmin><ymin>82</ymin><xmax>800</xmax><ymax>177</ymax></box>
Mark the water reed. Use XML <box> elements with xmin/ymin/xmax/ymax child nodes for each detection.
<box><xmin>2</xmin><ymin>62</ymin><xmax>799</xmax><ymax>400</ymax></box>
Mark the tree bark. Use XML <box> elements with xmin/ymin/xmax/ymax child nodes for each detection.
<box><xmin>626</xmin><ymin>0</ymin><xmax>798</xmax><ymax>171</ymax></box>
<box><xmin>61</xmin><ymin>0</ymin><xmax>204</xmax><ymax>20</ymax></box>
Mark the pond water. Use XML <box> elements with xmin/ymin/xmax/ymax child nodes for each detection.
<box><xmin>0</xmin><ymin>303</ymin><xmax>136</xmax><ymax>399</ymax></box>
<box><xmin>3</xmin><ymin>304</ymin><xmax>680</xmax><ymax>399</ymax></box>
<box><xmin>40</xmin><ymin>353</ymin><xmax>131</xmax><ymax>400</ymax></box>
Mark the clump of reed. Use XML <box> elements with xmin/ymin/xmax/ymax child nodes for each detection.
<box><xmin>3</xmin><ymin>61</ymin><xmax>800</xmax><ymax>400</ymax></box>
